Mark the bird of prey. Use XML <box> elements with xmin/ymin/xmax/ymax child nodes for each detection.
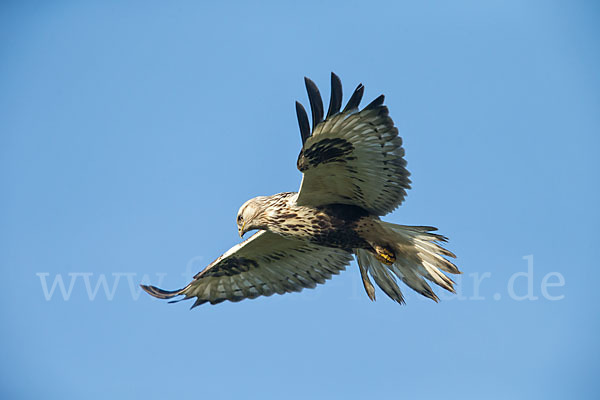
<box><xmin>141</xmin><ymin>73</ymin><xmax>460</xmax><ymax>307</ymax></box>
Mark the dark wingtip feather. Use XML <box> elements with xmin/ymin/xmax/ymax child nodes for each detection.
<box><xmin>327</xmin><ymin>72</ymin><xmax>343</xmax><ymax>118</ymax></box>
<box><xmin>140</xmin><ymin>284</ymin><xmax>182</xmax><ymax>300</ymax></box>
<box><xmin>295</xmin><ymin>101</ymin><xmax>311</xmax><ymax>144</ymax></box>
<box><xmin>364</xmin><ymin>94</ymin><xmax>385</xmax><ymax>110</ymax></box>
<box><xmin>304</xmin><ymin>77</ymin><xmax>324</xmax><ymax>131</ymax></box>
<box><xmin>343</xmin><ymin>83</ymin><xmax>364</xmax><ymax>112</ymax></box>
<box><xmin>191</xmin><ymin>297</ymin><xmax>207</xmax><ymax>309</ymax></box>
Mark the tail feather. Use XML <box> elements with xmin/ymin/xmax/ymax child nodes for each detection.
<box><xmin>371</xmin><ymin>266</ymin><xmax>405</xmax><ymax>304</ymax></box>
<box><xmin>356</xmin><ymin>250</ymin><xmax>377</xmax><ymax>301</ymax></box>
<box><xmin>420</xmin><ymin>261</ymin><xmax>456</xmax><ymax>292</ymax></box>
<box><xmin>368</xmin><ymin>258</ymin><xmax>405</xmax><ymax>304</ymax></box>
<box><xmin>355</xmin><ymin>222</ymin><xmax>460</xmax><ymax>304</ymax></box>
<box><xmin>391</xmin><ymin>261</ymin><xmax>439</xmax><ymax>302</ymax></box>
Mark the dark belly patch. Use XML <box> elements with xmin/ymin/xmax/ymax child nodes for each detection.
<box><xmin>311</xmin><ymin>228</ymin><xmax>369</xmax><ymax>250</ymax></box>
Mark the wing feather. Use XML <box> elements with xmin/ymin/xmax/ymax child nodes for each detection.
<box><xmin>327</xmin><ymin>72</ymin><xmax>343</xmax><ymax>118</ymax></box>
<box><xmin>295</xmin><ymin>102</ymin><xmax>311</xmax><ymax>145</ymax></box>
<box><xmin>295</xmin><ymin>75</ymin><xmax>411</xmax><ymax>216</ymax></box>
<box><xmin>342</xmin><ymin>83</ymin><xmax>365</xmax><ymax>112</ymax></box>
<box><xmin>304</xmin><ymin>77</ymin><xmax>324</xmax><ymax>131</ymax></box>
<box><xmin>140</xmin><ymin>230</ymin><xmax>353</xmax><ymax>307</ymax></box>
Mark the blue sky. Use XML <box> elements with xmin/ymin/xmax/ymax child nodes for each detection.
<box><xmin>1</xmin><ymin>1</ymin><xmax>599</xmax><ymax>399</ymax></box>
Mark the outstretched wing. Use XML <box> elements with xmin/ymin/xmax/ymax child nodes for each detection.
<box><xmin>141</xmin><ymin>230</ymin><xmax>353</xmax><ymax>307</ymax></box>
<box><xmin>294</xmin><ymin>73</ymin><xmax>411</xmax><ymax>216</ymax></box>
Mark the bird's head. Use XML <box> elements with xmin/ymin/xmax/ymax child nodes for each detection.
<box><xmin>236</xmin><ymin>197</ymin><xmax>268</xmax><ymax>238</ymax></box>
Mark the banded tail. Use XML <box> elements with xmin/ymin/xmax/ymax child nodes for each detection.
<box><xmin>355</xmin><ymin>222</ymin><xmax>460</xmax><ymax>304</ymax></box>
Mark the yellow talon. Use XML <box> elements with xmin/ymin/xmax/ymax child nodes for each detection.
<box><xmin>374</xmin><ymin>246</ymin><xmax>395</xmax><ymax>265</ymax></box>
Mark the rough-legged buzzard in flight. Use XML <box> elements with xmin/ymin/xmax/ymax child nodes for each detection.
<box><xmin>141</xmin><ymin>73</ymin><xmax>460</xmax><ymax>307</ymax></box>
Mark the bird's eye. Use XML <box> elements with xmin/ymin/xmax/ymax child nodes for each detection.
<box><xmin>237</xmin><ymin>215</ymin><xmax>243</xmax><ymax>223</ymax></box>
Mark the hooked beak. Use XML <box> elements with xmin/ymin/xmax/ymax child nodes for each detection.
<box><xmin>239</xmin><ymin>222</ymin><xmax>246</xmax><ymax>238</ymax></box>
